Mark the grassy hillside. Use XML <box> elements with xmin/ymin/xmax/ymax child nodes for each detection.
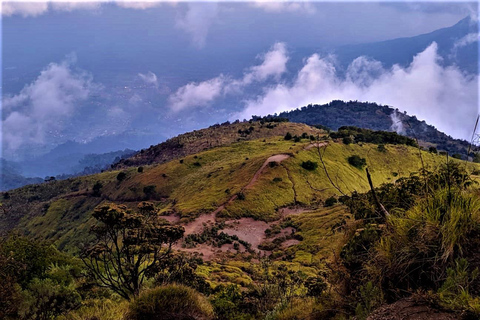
<box><xmin>113</xmin><ymin>121</ymin><xmax>321</xmax><ymax>168</ymax></box>
<box><xmin>2</xmin><ymin>121</ymin><xmax>477</xmax><ymax>256</ymax></box>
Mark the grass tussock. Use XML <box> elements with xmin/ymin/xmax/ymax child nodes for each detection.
<box><xmin>125</xmin><ymin>284</ymin><xmax>214</xmax><ymax>320</ymax></box>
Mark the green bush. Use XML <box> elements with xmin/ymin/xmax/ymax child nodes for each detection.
<box><xmin>376</xmin><ymin>189</ymin><xmax>480</xmax><ymax>293</ymax></box>
<box><xmin>301</xmin><ymin>160</ymin><xmax>318</xmax><ymax>171</ymax></box>
<box><xmin>18</xmin><ymin>278</ymin><xmax>81</xmax><ymax>320</ymax></box>
<box><xmin>324</xmin><ymin>196</ymin><xmax>337</xmax><ymax>207</ymax></box>
<box><xmin>126</xmin><ymin>285</ymin><xmax>213</xmax><ymax>320</ymax></box>
<box><xmin>348</xmin><ymin>155</ymin><xmax>366</xmax><ymax>169</ymax></box>
<box><xmin>117</xmin><ymin>172</ymin><xmax>127</xmax><ymax>182</ymax></box>
<box><xmin>342</xmin><ymin>136</ymin><xmax>353</xmax><ymax>145</ymax></box>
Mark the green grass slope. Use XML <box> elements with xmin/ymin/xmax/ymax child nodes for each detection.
<box><xmin>1</xmin><ymin>122</ymin><xmax>478</xmax><ymax>255</ymax></box>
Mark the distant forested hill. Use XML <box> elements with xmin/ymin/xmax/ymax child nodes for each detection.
<box><xmin>272</xmin><ymin>100</ymin><xmax>473</xmax><ymax>156</ymax></box>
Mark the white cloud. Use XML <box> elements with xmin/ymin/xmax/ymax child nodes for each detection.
<box><xmin>2</xmin><ymin>57</ymin><xmax>95</xmax><ymax>153</ymax></box>
<box><xmin>138</xmin><ymin>71</ymin><xmax>159</xmax><ymax>87</ymax></box>
<box><xmin>453</xmin><ymin>32</ymin><xmax>479</xmax><ymax>50</ymax></box>
<box><xmin>235</xmin><ymin>42</ymin><xmax>478</xmax><ymax>140</ymax></box>
<box><xmin>244</xmin><ymin>42</ymin><xmax>289</xmax><ymax>83</ymax></box>
<box><xmin>251</xmin><ymin>0</ymin><xmax>315</xmax><ymax>14</ymax></box>
<box><xmin>175</xmin><ymin>2</ymin><xmax>219</xmax><ymax>48</ymax></box>
<box><xmin>168</xmin><ymin>76</ymin><xmax>225</xmax><ymax>112</ymax></box>
<box><xmin>168</xmin><ymin>42</ymin><xmax>288</xmax><ymax>111</ymax></box>
<box><xmin>2</xmin><ymin>2</ymin><xmax>49</xmax><ymax>17</ymax></box>
<box><xmin>116</xmin><ymin>0</ymin><xmax>161</xmax><ymax>10</ymax></box>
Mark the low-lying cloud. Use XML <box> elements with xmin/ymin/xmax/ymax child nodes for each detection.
<box><xmin>2</xmin><ymin>56</ymin><xmax>95</xmax><ymax>154</ymax></box>
<box><xmin>235</xmin><ymin>42</ymin><xmax>478</xmax><ymax>140</ymax></box>
<box><xmin>168</xmin><ymin>42</ymin><xmax>288</xmax><ymax>111</ymax></box>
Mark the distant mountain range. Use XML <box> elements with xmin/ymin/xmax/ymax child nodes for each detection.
<box><xmin>334</xmin><ymin>16</ymin><xmax>477</xmax><ymax>73</ymax></box>
<box><xmin>1</xmin><ymin>149</ymin><xmax>135</xmax><ymax>191</ymax></box>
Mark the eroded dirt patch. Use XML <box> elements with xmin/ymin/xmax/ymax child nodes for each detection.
<box><xmin>222</xmin><ymin>218</ymin><xmax>271</xmax><ymax>249</ymax></box>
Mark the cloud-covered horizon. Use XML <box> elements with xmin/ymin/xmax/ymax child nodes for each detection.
<box><xmin>234</xmin><ymin>42</ymin><xmax>478</xmax><ymax>140</ymax></box>
<box><xmin>164</xmin><ymin>39</ymin><xmax>478</xmax><ymax>140</ymax></box>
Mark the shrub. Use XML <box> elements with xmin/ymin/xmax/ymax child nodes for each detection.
<box><xmin>294</xmin><ymin>136</ymin><xmax>301</xmax><ymax>142</ymax></box>
<box><xmin>126</xmin><ymin>285</ymin><xmax>213</xmax><ymax>320</ymax></box>
<box><xmin>342</xmin><ymin>136</ymin><xmax>353</xmax><ymax>145</ymax></box>
<box><xmin>452</xmin><ymin>153</ymin><xmax>462</xmax><ymax>160</ymax></box>
<box><xmin>236</xmin><ymin>192</ymin><xmax>245</xmax><ymax>200</ymax></box>
<box><xmin>429</xmin><ymin>147</ymin><xmax>438</xmax><ymax>154</ymax></box>
<box><xmin>269</xmin><ymin>161</ymin><xmax>278</xmax><ymax>168</ymax></box>
<box><xmin>18</xmin><ymin>278</ymin><xmax>81</xmax><ymax>320</ymax></box>
<box><xmin>348</xmin><ymin>155</ymin><xmax>366</xmax><ymax>169</ymax></box>
<box><xmin>324</xmin><ymin>196</ymin><xmax>337</xmax><ymax>207</ymax></box>
<box><xmin>193</xmin><ymin>161</ymin><xmax>202</xmax><ymax>167</ymax></box>
<box><xmin>376</xmin><ymin>189</ymin><xmax>480</xmax><ymax>293</ymax></box>
<box><xmin>377</xmin><ymin>144</ymin><xmax>386</xmax><ymax>152</ymax></box>
<box><xmin>143</xmin><ymin>185</ymin><xmax>157</xmax><ymax>199</ymax></box>
<box><xmin>301</xmin><ymin>160</ymin><xmax>318</xmax><ymax>171</ymax></box>
<box><xmin>117</xmin><ymin>172</ymin><xmax>127</xmax><ymax>182</ymax></box>
<box><xmin>137</xmin><ymin>167</ymin><xmax>144</xmax><ymax>173</ymax></box>
<box><xmin>284</xmin><ymin>132</ymin><xmax>292</xmax><ymax>141</ymax></box>
<box><xmin>92</xmin><ymin>181</ymin><xmax>103</xmax><ymax>197</ymax></box>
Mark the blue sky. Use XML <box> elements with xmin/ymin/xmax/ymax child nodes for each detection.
<box><xmin>1</xmin><ymin>1</ymin><xmax>479</xmax><ymax>160</ymax></box>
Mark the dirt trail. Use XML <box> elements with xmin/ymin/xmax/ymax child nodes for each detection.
<box><xmin>181</xmin><ymin>153</ymin><xmax>291</xmax><ymax>236</ymax></box>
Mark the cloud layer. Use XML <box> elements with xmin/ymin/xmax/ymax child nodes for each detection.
<box><xmin>2</xmin><ymin>57</ymin><xmax>95</xmax><ymax>153</ymax></box>
<box><xmin>235</xmin><ymin>42</ymin><xmax>478</xmax><ymax>140</ymax></box>
<box><xmin>168</xmin><ymin>42</ymin><xmax>288</xmax><ymax>111</ymax></box>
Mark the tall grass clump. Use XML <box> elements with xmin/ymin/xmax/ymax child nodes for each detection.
<box><xmin>375</xmin><ymin>188</ymin><xmax>480</xmax><ymax>294</ymax></box>
<box><xmin>126</xmin><ymin>284</ymin><xmax>214</xmax><ymax>320</ymax></box>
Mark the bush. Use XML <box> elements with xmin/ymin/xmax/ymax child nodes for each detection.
<box><xmin>348</xmin><ymin>155</ymin><xmax>366</xmax><ymax>169</ymax></box>
<box><xmin>117</xmin><ymin>172</ymin><xmax>127</xmax><ymax>182</ymax></box>
<box><xmin>301</xmin><ymin>160</ymin><xmax>318</xmax><ymax>171</ymax></box>
<box><xmin>143</xmin><ymin>185</ymin><xmax>157</xmax><ymax>199</ymax></box>
<box><xmin>376</xmin><ymin>189</ymin><xmax>480</xmax><ymax>293</ymax></box>
<box><xmin>284</xmin><ymin>132</ymin><xmax>292</xmax><ymax>141</ymax></box>
<box><xmin>342</xmin><ymin>136</ymin><xmax>353</xmax><ymax>145</ymax></box>
<box><xmin>324</xmin><ymin>196</ymin><xmax>337</xmax><ymax>207</ymax></box>
<box><xmin>92</xmin><ymin>181</ymin><xmax>103</xmax><ymax>197</ymax></box>
<box><xmin>429</xmin><ymin>147</ymin><xmax>438</xmax><ymax>154</ymax></box>
<box><xmin>137</xmin><ymin>167</ymin><xmax>144</xmax><ymax>173</ymax></box>
<box><xmin>377</xmin><ymin>144</ymin><xmax>386</xmax><ymax>152</ymax></box>
<box><xmin>126</xmin><ymin>285</ymin><xmax>213</xmax><ymax>320</ymax></box>
<box><xmin>18</xmin><ymin>278</ymin><xmax>81</xmax><ymax>320</ymax></box>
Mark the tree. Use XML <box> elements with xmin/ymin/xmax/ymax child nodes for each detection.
<box><xmin>429</xmin><ymin>147</ymin><xmax>438</xmax><ymax>154</ymax></box>
<box><xmin>284</xmin><ymin>132</ymin><xmax>292</xmax><ymax>140</ymax></box>
<box><xmin>82</xmin><ymin>203</ymin><xmax>184</xmax><ymax>299</ymax></box>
